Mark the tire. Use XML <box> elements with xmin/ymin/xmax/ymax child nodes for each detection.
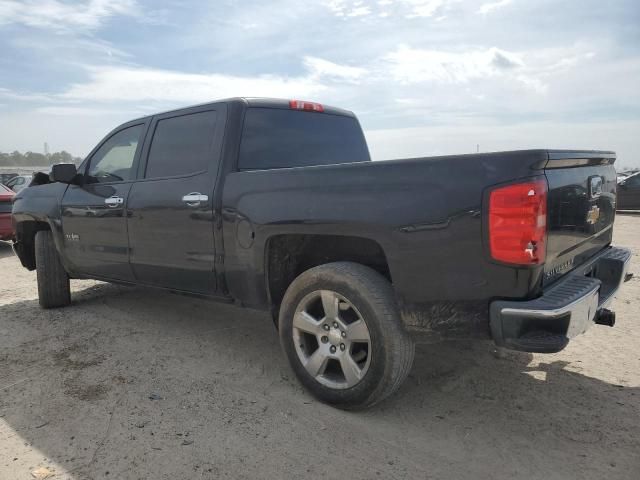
<box><xmin>279</xmin><ymin>262</ymin><xmax>415</xmax><ymax>409</ymax></box>
<box><xmin>35</xmin><ymin>230</ymin><xmax>71</xmax><ymax>309</ymax></box>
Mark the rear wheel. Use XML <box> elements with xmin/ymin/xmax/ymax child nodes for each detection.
<box><xmin>35</xmin><ymin>230</ymin><xmax>71</xmax><ymax>309</ymax></box>
<box><xmin>279</xmin><ymin>262</ymin><xmax>414</xmax><ymax>409</ymax></box>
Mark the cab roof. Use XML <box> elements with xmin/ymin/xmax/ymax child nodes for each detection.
<box><xmin>132</xmin><ymin>97</ymin><xmax>356</xmax><ymax>123</ymax></box>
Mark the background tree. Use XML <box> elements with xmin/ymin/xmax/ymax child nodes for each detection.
<box><xmin>0</xmin><ymin>150</ymin><xmax>83</xmax><ymax>167</ymax></box>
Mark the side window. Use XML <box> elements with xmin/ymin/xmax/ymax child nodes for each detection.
<box><xmin>87</xmin><ymin>125</ymin><xmax>143</xmax><ymax>183</ymax></box>
<box><xmin>145</xmin><ymin>111</ymin><xmax>217</xmax><ymax>179</ymax></box>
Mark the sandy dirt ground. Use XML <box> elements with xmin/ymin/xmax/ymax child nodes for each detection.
<box><xmin>1</xmin><ymin>216</ymin><xmax>639</xmax><ymax>480</ymax></box>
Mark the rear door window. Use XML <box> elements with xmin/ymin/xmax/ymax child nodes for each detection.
<box><xmin>238</xmin><ymin>108</ymin><xmax>370</xmax><ymax>170</ymax></box>
<box><xmin>145</xmin><ymin>111</ymin><xmax>218</xmax><ymax>179</ymax></box>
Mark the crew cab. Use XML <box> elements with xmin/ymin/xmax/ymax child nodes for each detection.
<box><xmin>12</xmin><ymin>98</ymin><xmax>632</xmax><ymax>409</ymax></box>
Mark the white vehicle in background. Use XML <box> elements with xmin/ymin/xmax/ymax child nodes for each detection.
<box><xmin>5</xmin><ymin>175</ymin><xmax>33</xmax><ymax>193</ymax></box>
<box><xmin>617</xmin><ymin>170</ymin><xmax>639</xmax><ymax>183</ymax></box>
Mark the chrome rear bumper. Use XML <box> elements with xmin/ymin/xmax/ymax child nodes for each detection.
<box><xmin>490</xmin><ymin>247</ymin><xmax>632</xmax><ymax>353</ymax></box>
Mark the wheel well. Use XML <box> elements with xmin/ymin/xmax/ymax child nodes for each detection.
<box><xmin>266</xmin><ymin>234</ymin><xmax>391</xmax><ymax>312</ymax></box>
<box><xmin>14</xmin><ymin>220</ymin><xmax>50</xmax><ymax>270</ymax></box>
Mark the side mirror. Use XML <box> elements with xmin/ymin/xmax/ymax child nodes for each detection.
<box><xmin>50</xmin><ymin>163</ymin><xmax>78</xmax><ymax>184</ymax></box>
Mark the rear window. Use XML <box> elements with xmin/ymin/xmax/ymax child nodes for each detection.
<box><xmin>238</xmin><ymin>108</ymin><xmax>370</xmax><ymax>170</ymax></box>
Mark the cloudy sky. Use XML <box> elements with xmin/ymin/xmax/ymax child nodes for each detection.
<box><xmin>0</xmin><ymin>0</ymin><xmax>639</xmax><ymax>167</ymax></box>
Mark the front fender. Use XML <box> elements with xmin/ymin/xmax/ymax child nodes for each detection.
<box><xmin>12</xmin><ymin>183</ymin><xmax>69</xmax><ymax>271</ymax></box>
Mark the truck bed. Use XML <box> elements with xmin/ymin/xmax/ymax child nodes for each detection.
<box><xmin>221</xmin><ymin>148</ymin><xmax>616</xmax><ymax>335</ymax></box>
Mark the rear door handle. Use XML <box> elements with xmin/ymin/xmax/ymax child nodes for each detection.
<box><xmin>182</xmin><ymin>192</ymin><xmax>208</xmax><ymax>207</ymax></box>
<box><xmin>104</xmin><ymin>196</ymin><xmax>124</xmax><ymax>207</ymax></box>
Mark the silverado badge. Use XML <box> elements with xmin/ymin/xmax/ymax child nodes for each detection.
<box><xmin>544</xmin><ymin>258</ymin><xmax>575</xmax><ymax>281</ymax></box>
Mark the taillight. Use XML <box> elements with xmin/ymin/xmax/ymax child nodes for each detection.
<box><xmin>289</xmin><ymin>99</ymin><xmax>324</xmax><ymax>112</ymax></box>
<box><xmin>489</xmin><ymin>179</ymin><xmax>547</xmax><ymax>265</ymax></box>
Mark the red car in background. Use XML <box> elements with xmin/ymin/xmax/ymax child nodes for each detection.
<box><xmin>0</xmin><ymin>183</ymin><xmax>15</xmax><ymax>241</ymax></box>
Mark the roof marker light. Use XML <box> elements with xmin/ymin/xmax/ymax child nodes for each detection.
<box><xmin>289</xmin><ymin>100</ymin><xmax>324</xmax><ymax>112</ymax></box>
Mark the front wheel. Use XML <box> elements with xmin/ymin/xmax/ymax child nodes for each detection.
<box><xmin>35</xmin><ymin>230</ymin><xmax>71</xmax><ymax>309</ymax></box>
<box><xmin>279</xmin><ymin>262</ymin><xmax>415</xmax><ymax>409</ymax></box>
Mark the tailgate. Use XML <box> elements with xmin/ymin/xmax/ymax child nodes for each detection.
<box><xmin>543</xmin><ymin>150</ymin><xmax>617</xmax><ymax>286</ymax></box>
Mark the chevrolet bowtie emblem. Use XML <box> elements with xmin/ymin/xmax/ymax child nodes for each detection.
<box><xmin>586</xmin><ymin>205</ymin><xmax>600</xmax><ymax>225</ymax></box>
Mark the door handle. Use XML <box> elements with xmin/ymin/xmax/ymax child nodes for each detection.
<box><xmin>104</xmin><ymin>195</ymin><xmax>124</xmax><ymax>207</ymax></box>
<box><xmin>182</xmin><ymin>192</ymin><xmax>208</xmax><ymax>207</ymax></box>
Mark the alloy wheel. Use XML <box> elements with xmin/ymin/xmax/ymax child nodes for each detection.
<box><xmin>292</xmin><ymin>290</ymin><xmax>372</xmax><ymax>389</ymax></box>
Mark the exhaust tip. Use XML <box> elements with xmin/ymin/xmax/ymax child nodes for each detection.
<box><xmin>595</xmin><ymin>308</ymin><xmax>616</xmax><ymax>327</ymax></box>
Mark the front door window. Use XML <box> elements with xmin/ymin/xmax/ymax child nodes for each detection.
<box><xmin>86</xmin><ymin>125</ymin><xmax>143</xmax><ymax>183</ymax></box>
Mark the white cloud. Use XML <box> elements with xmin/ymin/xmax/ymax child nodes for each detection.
<box><xmin>2</xmin><ymin>40</ymin><xmax>608</xmax><ymax>123</ymax></box>
<box><xmin>323</xmin><ymin>0</ymin><xmax>353</xmax><ymax>17</ymax></box>
<box><xmin>383</xmin><ymin>45</ymin><xmax>524</xmax><ymax>84</ymax></box>
<box><xmin>304</xmin><ymin>56</ymin><xmax>367</xmax><ymax>82</ymax></box>
<box><xmin>48</xmin><ymin>56</ymin><xmax>369</xmax><ymax>105</ymax></box>
<box><xmin>0</xmin><ymin>87</ymin><xmax>55</xmax><ymax>102</ymax></box>
<box><xmin>0</xmin><ymin>0</ymin><xmax>139</xmax><ymax>31</ymax></box>
<box><xmin>346</xmin><ymin>5</ymin><xmax>371</xmax><ymax>16</ymax></box>
<box><xmin>478</xmin><ymin>0</ymin><xmax>512</xmax><ymax>15</ymax></box>
<box><xmin>58</xmin><ymin>65</ymin><xmax>326</xmax><ymax>104</ymax></box>
<box><xmin>35</xmin><ymin>106</ymin><xmax>125</xmax><ymax>116</ymax></box>
<box><xmin>404</xmin><ymin>0</ymin><xmax>448</xmax><ymax>18</ymax></box>
<box><xmin>322</xmin><ymin>0</ymin><xmax>457</xmax><ymax>19</ymax></box>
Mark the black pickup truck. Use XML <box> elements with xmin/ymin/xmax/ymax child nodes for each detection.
<box><xmin>12</xmin><ymin>98</ymin><xmax>632</xmax><ymax>409</ymax></box>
